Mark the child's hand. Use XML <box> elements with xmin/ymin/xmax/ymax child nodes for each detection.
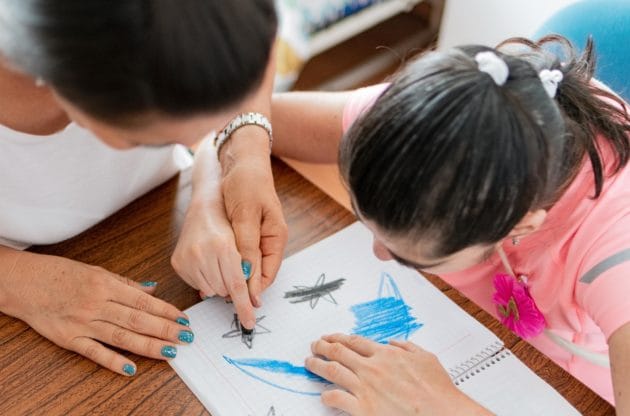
<box><xmin>172</xmin><ymin>190</ymin><xmax>258</xmax><ymax>329</ymax></box>
<box><xmin>0</xmin><ymin>250</ymin><xmax>191</xmax><ymax>376</ymax></box>
<box><xmin>306</xmin><ymin>333</ymin><xmax>492</xmax><ymax>416</ymax></box>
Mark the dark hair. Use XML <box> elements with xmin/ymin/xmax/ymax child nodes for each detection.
<box><xmin>0</xmin><ymin>0</ymin><xmax>277</xmax><ymax>125</ymax></box>
<box><xmin>340</xmin><ymin>35</ymin><xmax>630</xmax><ymax>257</ymax></box>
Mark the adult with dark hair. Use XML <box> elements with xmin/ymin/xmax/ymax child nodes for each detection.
<box><xmin>0</xmin><ymin>0</ymin><xmax>286</xmax><ymax>377</ymax></box>
<box><xmin>267</xmin><ymin>36</ymin><xmax>630</xmax><ymax>413</ymax></box>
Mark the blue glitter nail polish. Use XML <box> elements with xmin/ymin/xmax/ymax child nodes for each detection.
<box><xmin>140</xmin><ymin>281</ymin><xmax>158</xmax><ymax>287</ymax></box>
<box><xmin>241</xmin><ymin>260</ymin><xmax>252</xmax><ymax>280</ymax></box>
<box><xmin>176</xmin><ymin>317</ymin><xmax>190</xmax><ymax>326</ymax></box>
<box><xmin>123</xmin><ymin>363</ymin><xmax>136</xmax><ymax>376</ymax></box>
<box><xmin>178</xmin><ymin>330</ymin><xmax>195</xmax><ymax>344</ymax></box>
<box><xmin>161</xmin><ymin>346</ymin><xmax>177</xmax><ymax>359</ymax></box>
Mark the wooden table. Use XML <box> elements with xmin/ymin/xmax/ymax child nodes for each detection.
<box><xmin>0</xmin><ymin>159</ymin><xmax>614</xmax><ymax>415</ymax></box>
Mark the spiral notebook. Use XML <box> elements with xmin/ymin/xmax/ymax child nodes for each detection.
<box><xmin>170</xmin><ymin>223</ymin><xmax>579</xmax><ymax>416</ymax></box>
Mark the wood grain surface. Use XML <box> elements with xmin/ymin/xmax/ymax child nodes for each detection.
<box><xmin>0</xmin><ymin>159</ymin><xmax>614</xmax><ymax>415</ymax></box>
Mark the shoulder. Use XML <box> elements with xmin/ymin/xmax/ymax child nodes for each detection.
<box><xmin>342</xmin><ymin>84</ymin><xmax>390</xmax><ymax>133</ymax></box>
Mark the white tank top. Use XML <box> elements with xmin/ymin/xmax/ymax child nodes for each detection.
<box><xmin>0</xmin><ymin>122</ymin><xmax>193</xmax><ymax>249</ymax></box>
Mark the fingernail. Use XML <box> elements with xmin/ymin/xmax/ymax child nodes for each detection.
<box><xmin>178</xmin><ymin>330</ymin><xmax>195</xmax><ymax>344</ymax></box>
<box><xmin>161</xmin><ymin>346</ymin><xmax>177</xmax><ymax>359</ymax></box>
<box><xmin>245</xmin><ymin>320</ymin><xmax>255</xmax><ymax>330</ymax></box>
<box><xmin>140</xmin><ymin>281</ymin><xmax>158</xmax><ymax>287</ymax></box>
<box><xmin>255</xmin><ymin>296</ymin><xmax>262</xmax><ymax>307</ymax></box>
<box><xmin>176</xmin><ymin>317</ymin><xmax>190</xmax><ymax>326</ymax></box>
<box><xmin>241</xmin><ymin>260</ymin><xmax>252</xmax><ymax>280</ymax></box>
<box><xmin>122</xmin><ymin>363</ymin><xmax>136</xmax><ymax>376</ymax></box>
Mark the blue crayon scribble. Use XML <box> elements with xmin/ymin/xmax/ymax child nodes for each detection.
<box><xmin>224</xmin><ymin>356</ymin><xmax>331</xmax><ymax>396</ymax></box>
<box><xmin>350</xmin><ymin>272</ymin><xmax>423</xmax><ymax>343</ymax></box>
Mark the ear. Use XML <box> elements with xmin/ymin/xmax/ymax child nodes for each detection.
<box><xmin>508</xmin><ymin>209</ymin><xmax>547</xmax><ymax>239</ymax></box>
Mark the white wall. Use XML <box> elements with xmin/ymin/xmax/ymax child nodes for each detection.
<box><xmin>438</xmin><ymin>0</ymin><xmax>581</xmax><ymax>49</ymax></box>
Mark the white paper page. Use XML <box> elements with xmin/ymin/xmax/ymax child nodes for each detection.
<box><xmin>170</xmin><ymin>222</ymin><xmax>505</xmax><ymax>416</ymax></box>
<box><xmin>456</xmin><ymin>350</ymin><xmax>580</xmax><ymax>415</ymax></box>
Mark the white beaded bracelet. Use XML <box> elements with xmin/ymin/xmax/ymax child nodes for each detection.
<box><xmin>213</xmin><ymin>112</ymin><xmax>273</xmax><ymax>155</ymax></box>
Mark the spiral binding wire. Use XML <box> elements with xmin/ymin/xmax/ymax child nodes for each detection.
<box><xmin>447</xmin><ymin>341</ymin><xmax>507</xmax><ymax>386</ymax></box>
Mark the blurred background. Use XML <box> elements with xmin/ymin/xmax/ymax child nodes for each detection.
<box><xmin>275</xmin><ymin>0</ymin><xmax>584</xmax><ymax>92</ymax></box>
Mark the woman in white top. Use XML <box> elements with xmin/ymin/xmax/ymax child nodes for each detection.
<box><xmin>0</xmin><ymin>0</ymin><xmax>286</xmax><ymax>377</ymax></box>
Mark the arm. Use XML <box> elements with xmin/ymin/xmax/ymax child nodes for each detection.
<box><xmin>172</xmin><ymin>49</ymin><xmax>288</xmax><ymax>327</ymax></box>
<box><xmin>609</xmin><ymin>322</ymin><xmax>630</xmax><ymax>414</ymax></box>
<box><xmin>271</xmin><ymin>91</ymin><xmax>351</xmax><ymax>163</ymax></box>
<box><xmin>0</xmin><ymin>245</ymin><xmax>191</xmax><ymax>376</ymax></box>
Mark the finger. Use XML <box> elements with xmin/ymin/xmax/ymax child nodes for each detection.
<box><xmin>92</xmin><ymin>321</ymin><xmax>179</xmax><ymax>360</ymax></box>
<box><xmin>322</xmin><ymin>334</ymin><xmax>379</xmax><ymax>357</ymax></box>
<box><xmin>321</xmin><ymin>389</ymin><xmax>360</xmax><ymax>415</ymax></box>
<box><xmin>245</xmin><ymin>253</ymin><xmax>264</xmax><ymax>308</ymax></box>
<box><xmin>171</xmin><ymin>253</ymin><xmax>200</xmax><ymax>291</ymax></box>
<box><xmin>100</xmin><ymin>302</ymin><xmax>194</xmax><ymax>345</ymax></box>
<box><xmin>111</xmin><ymin>274</ymin><xmax>159</xmax><ymax>295</ymax></box>
<box><xmin>110</xmin><ymin>280</ymin><xmax>188</xmax><ymax>323</ymax></box>
<box><xmin>258</xmin><ymin>216</ymin><xmax>288</xmax><ymax>293</ymax></box>
<box><xmin>311</xmin><ymin>339</ymin><xmax>364</xmax><ymax>372</ymax></box>
<box><xmin>389</xmin><ymin>339</ymin><xmax>422</xmax><ymax>353</ymax></box>
<box><xmin>199</xmin><ymin>290</ymin><xmax>216</xmax><ymax>300</ymax></box>
<box><xmin>219</xmin><ymin>251</ymin><xmax>256</xmax><ymax>329</ymax></box>
<box><xmin>305</xmin><ymin>357</ymin><xmax>360</xmax><ymax>392</ymax></box>
<box><xmin>231</xmin><ymin>206</ymin><xmax>262</xmax><ymax>284</ymax></box>
<box><xmin>196</xmin><ymin>265</ymin><xmax>225</xmax><ymax>298</ymax></box>
<box><xmin>68</xmin><ymin>336</ymin><xmax>137</xmax><ymax>377</ymax></box>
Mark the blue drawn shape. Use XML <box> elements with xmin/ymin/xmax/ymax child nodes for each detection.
<box><xmin>350</xmin><ymin>272</ymin><xmax>423</xmax><ymax>343</ymax></box>
<box><xmin>224</xmin><ymin>356</ymin><xmax>331</xmax><ymax>396</ymax></box>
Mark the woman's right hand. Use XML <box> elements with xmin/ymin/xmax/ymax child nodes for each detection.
<box><xmin>0</xmin><ymin>248</ymin><xmax>193</xmax><ymax>376</ymax></box>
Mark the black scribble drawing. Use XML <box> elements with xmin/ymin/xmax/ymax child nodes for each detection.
<box><xmin>222</xmin><ymin>313</ymin><xmax>271</xmax><ymax>349</ymax></box>
<box><xmin>284</xmin><ymin>273</ymin><xmax>345</xmax><ymax>309</ymax></box>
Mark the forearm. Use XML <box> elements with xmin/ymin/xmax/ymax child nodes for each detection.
<box><xmin>271</xmin><ymin>91</ymin><xmax>350</xmax><ymax>163</ymax></box>
<box><xmin>189</xmin><ymin>138</ymin><xmax>226</xmax><ymax>213</ymax></box>
<box><xmin>609</xmin><ymin>322</ymin><xmax>630</xmax><ymax>415</ymax></box>
<box><xmin>0</xmin><ymin>245</ymin><xmax>24</xmax><ymax>312</ymax></box>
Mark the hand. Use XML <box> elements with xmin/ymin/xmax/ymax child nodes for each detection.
<box><xmin>172</xmin><ymin>186</ymin><xmax>258</xmax><ymax>328</ymax></box>
<box><xmin>305</xmin><ymin>334</ymin><xmax>492</xmax><ymax>416</ymax></box>
<box><xmin>0</xmin><ymin>251</ymin><xmax>193</xmax><ymax>376</ymax></box>
<box><xmin>219</xmin><ymin>126</ymin><xmax>288</xmax><ymax>306</ymax></box>
<box><xmin>172</xmin><ymin>135</ymin><xmax>263</xmax><ymax>330</ymax></box>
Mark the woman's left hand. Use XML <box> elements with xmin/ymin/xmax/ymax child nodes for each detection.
<box><xmin>306</xmin><ymin>333</ymin><xmax>492</xmax><ymax>416</ymax></box>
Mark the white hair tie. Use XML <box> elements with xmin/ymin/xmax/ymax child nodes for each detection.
<box><xmin>475</xmin><ymin>51</ymin><xmax>509</xmax><ymax>86</ymax></box>
<box><xmin>539</xmin><ymin>69</ymin><xmax>563</xmax><ymax>98</ymax></box>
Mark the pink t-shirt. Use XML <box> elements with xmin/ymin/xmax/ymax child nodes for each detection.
<box><xmin>342</xmin><ymin>84</ymin><xmax>630</xmax><ymax>404</ymax></box>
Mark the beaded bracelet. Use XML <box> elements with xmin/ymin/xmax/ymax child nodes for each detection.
<box><xmin>213</xmin><ymin>112</ymin><xmax>273</xmax><ymax>155</ymax></box>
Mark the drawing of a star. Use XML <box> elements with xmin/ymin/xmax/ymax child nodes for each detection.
<box><xmin>222</xmin><ymin>313</ymin><xmax>271</xmax><ymax>349</ymax></box>
<box><xmin>284</xmin><ymin>273</ymin><xmax>345</xmax><ymax>309</ymax></box>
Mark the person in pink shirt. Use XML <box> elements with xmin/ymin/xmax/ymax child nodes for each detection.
<box><xmin>270</xmin><ymin>35</ymin><xmax>630</xmax><ymax>414</ymax></box>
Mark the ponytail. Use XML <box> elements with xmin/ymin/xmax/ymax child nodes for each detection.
<box><xmin>499</xmin><ymin>35</ymin><xmax>630</xmax><ymax>197</ymax></box>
